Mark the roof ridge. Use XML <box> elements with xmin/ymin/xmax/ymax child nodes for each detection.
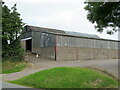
<box><xmin>25</xmin><ymin>25</ymin><xmax>100</xmax><ymax>39</ymax></box>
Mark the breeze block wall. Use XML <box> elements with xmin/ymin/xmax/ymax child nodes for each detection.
<box><xmin>56</xmin><ymin>35</ymin><xmax>119</xmax><ymax>61</ymax></box>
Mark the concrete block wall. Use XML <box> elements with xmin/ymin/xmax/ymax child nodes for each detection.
<box><xmin>32</xmin><ymin>47</ymin><xmax>55</xmax><ymax>60</ymax></box>
<box><xmin>56</xmin><ymin>47</ymin><xmax>77</xmax><ymax>61</ymax></box>
<box><xmin>94</xmin><ymin>49</ymin><xmax>109</xmax><ymax>59</ymax></box>
<box><xmin>32</xmin><ymin>47</ymin><xmax>41</xmax><ymax>55</ymax></box>
<box><xmin>40</xmin><ymin>47</ymin><xmax>55</xmax><ymax>60</ymax></box>
<box><xmin>77</xmin><ymin>48</ymin><xmax>95</xmax><ymax>60</ymax></box>
<box><xmin>56</xmin><ymin>47</ymin><xmax>119</xmax><ymax>61</ymax></box>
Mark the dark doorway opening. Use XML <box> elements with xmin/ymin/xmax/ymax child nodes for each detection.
<box><xmin>26</xmin><ymin>39</ymin><xmax>32</xmax><ymax>51</ymax></box>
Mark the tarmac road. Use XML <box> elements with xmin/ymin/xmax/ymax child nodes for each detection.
<box><xmin>1</xmin><ymin>59</ymin><xmax>119</xmax><ymax>88</ymax></box>
<box><xmin>2</xmin><ymin>59</ymin><xmax>120</xmax><ymax>82</ymax></box>
<box><xmin>1</xmin><ymin>81</ymin><xmax>30</xmax><ymax>88</ymax></box>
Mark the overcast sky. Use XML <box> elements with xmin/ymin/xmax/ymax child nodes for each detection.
<box><xmin>4</xmin><ymin>0</ymin><xmax>118</xmax><ymax>40</ymax></box>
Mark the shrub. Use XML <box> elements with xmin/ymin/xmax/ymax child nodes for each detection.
<box><xmin>2</xmin><ymin>37</ymin><xmax>25</xmax><ymax>61</ymax></box>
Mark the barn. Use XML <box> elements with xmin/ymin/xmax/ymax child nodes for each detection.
<box><xmin>21</xmin><ymin>25</ymin><xmax>120</xmax><ymax>61</ymax></box>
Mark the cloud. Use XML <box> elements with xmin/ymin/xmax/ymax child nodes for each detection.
<box><xmin>4</xmin><ymin>0</ymin><xmax>84</xmax><ymax>4</ymax></box>
<box><xmin>4</xmin><ymin>0</ymin><xmax>118</xmax><ymax>40</ymax></box>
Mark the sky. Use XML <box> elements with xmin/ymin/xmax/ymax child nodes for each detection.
<box><xmin>4</xmin><ymin>0</ymin><xmax>119</xmax><ymax>40</ymax></box>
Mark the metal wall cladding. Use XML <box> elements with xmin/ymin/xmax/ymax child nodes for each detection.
<box><xmin>56</xmin><ymin>36</ymin><xmax>61</xmax><ymax>46</ymax></box>
<box><xmin>114</xmin><ymin>41</ymin><xmax>118</xmax><ymax>49</ymax></box>
<box><xmin>83</xmin><ymin>38</ymin><xmax>90</xmax><ymax>48</ymax></box>
<box><xmin>118</xmin><ymin>42</ymin><xmax>120</xmax><ymax>49</ymax></box>
<box><xmin>56</xmin><ymin>35</ymin><xmax>119</xmax><ymax>49</ymax></box>
<box><xmin>40</xmin><ymin>33</ymin><xmax>56</xmax><ymax>47</ymax></box>
<box><xmin>88</xmin><ymin>39</ymin><xmax>94</xmax><ymax>48</ymax></box>
<box><xmin>32</xmin><ymin>32</ymin><xmax>41</xmax><ymax>48</ymax></box>
<box><xmin>32</xmin><ymin>32</ymin><xmax>119</xmax><ymax>49</ymax></box>
<box><xmin>109</xmin><ymin>41</ymin><xmax>115</xmax><ymax>49</ymax></box>
<box><xmin>21</xmin><ymin>32</ymin><xmax>32</xmax><ymax>39</ymax></box>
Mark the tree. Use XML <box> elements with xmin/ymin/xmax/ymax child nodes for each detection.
<box><xmin>2</xmin><ymin>2</ymin><xmax>25</xmax><ymax>60</ymax></box>
<box><xmin>84</xmin><ymin>2</ymin><xmax>120</xmax><ymax>34</ymax></box>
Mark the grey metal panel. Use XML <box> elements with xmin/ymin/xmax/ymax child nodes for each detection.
<box><xmin>108</xmin><ymin>41</ymin><xmax>110</xmax><ymax>49</ymax></box>
<box><xmin>116</xmin><ymin>42</ymin><xmax>119</xmax><ymax>49</ymax></box>
<box><xmin>100</xmin><ymin>40</ymin><xmax>104</xmax><ymax>48</ymax></box>
<box><xmin>76</xmin><ymin>38</ymin><xmax>79</xmax><ymax>47</ymax></box>
<box><xmin>113</xmin><ymin>41</ymin><xmax>115</xmax><ymax>49</ymax></box>
<box><xmin>93</xmin><ymin>40</ymin><xmax>96</xmax><ymax>48</ymax></box>
<box><xmin>95</xmin><ymin>40</ymin><xmax>100</xmax><ymax>48</ymax></box>
<box><xmin>94</xmin><ymin>40</ymin><xmax>107</xmax><ymax>49</ymax></box>
<box><xmin>118</xmin><ymin>42</ymin><xmax>120</xmax><ymax>49</ymax></box>
<box><xmin>112</xmin><ymin>41</ymin><xmax>115</xmax><ymax>49</ymax></box>
<box><xmin>83</xmin><ymin>38</ymin><xmax>86</xmax><ymax>48</ymax></box>
<box><xmin>101</xmin><ymin>40</ymin><xmax>108</xmax><ymax>48</ymax></box>
<box><xmin>40</xmin><ymin>33</ymin><xmax>56</xmax><ymax>47</ymax></box>
<box><xmin>55</xmin><ymin>34</ymin><xmax>119</xmax><ymax>49</ymax></box>
<box><xmin>109</xmin><ymin>41</ymin><xmax>112</xmax><ymax>49</ymax></box>
<box><xmin>109</xmin><ymin>41</ymin><xmax>114</xmax><ymax>49</ymax></box>
<box><xmin>66</xmin><ymin>37</ymin><xmax>69</xmax><ymax>46</ymax></box>
<box><xmin>105</xmin><ymin>41</ymin><xmax>107</xmax><ymax>48</ymax></box>
<box><xmin>67</xmin><ymin>37</ymin><xmax>70</xmax><ymax>46</ymax></box>
<box><xmin>73</xmin><ymin>37</ymin><xmax>76</xmax><ymax>47</ymax></box>
<box><xmin>71</xmin><ymin>37</ymin><xmax>75</xmax><ymax>47</ymax></box>
<box><xmin>57</xmin><ymin>36</ymin><xmax>60</xmax><ymax>46</ymax></box>
<box><xmin>61</xmin><ymin>36</ymin><xmax>65</xmax><ymax>46</ymax></box>
<box><xmin>64</xmin><ymin>36</ymin><xmax>68</xmax><ymax>46</ymax></box>
<box><xmin>59</xmin><ymin>36</ymin><xmax>62</xmax><ymax>46</ymax></box>
<box><xmin>89</xmin><ymin>39</ymin><xmax>94</xmax><ymax>48</ymax></box>
<box><xmin>98</xmin><ymin>40</ymin><xmax>102</xmax><ymax>48</ymax></box>
<box><xmin>32</xmin><ymin>31</ymin><xmax>41</xmax><ymax>48</ymax></box>
<box><xmin>113</xmin><ymin>41</ymin><xmax>117</xmax><ymax>49</ymax></box>
<box><xmin>86</xmin><ymin>38</ymin><xmax>90</xmax><ymax>48</ymax></box>
<box><xmin>21</xmin><ymin>32</ymin><xmax>32</xmax><ymax>39</ymax></box>
<box><xmin>65</xmin><ymin>31</ymin><xmax>100</xmax><ymax>39</ymax></box>
<box><xmin>32</xmin><ymin>32</ymin><xmax>36</xmax><ymax>48</ymax></box>
<box><xmin>69</xmin><ymin>37</ymin><xmax>72</xmax><ymax>47</ymax></box>
<box><xmin>114</xmin><ymin>42</ymin><xmax>118</xmax><ymax>49</ymax></box>
<box><xmin>80</xmin><ymin>38</ymin><xmax>84</xmax><ymax>47</ymax></box>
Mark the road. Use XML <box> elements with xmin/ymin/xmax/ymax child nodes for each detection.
<box><xmin>2</xmin><ymin>59</ymin><xmax>119</xmax><ymax>81</ymax></box>
<box><xmin>0</xmin><ymin>81</ymin><xmax>30</xmax><ymax>89</ymax></box>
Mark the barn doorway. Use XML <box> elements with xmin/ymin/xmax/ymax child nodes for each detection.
<box><xmin>26</xmin><ymin>39</ymin><xmax>32</xmax><ymax>51</ymax></box>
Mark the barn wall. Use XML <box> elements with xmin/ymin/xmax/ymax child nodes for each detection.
<box><xmin>21</xmin><ymin>31</ymin><xmax>32</xmax><ymax>39</ymax></box>
<box><xmin>21</xmin><ymin>29</ymin><xmax>119</xmax><ymax>61</ymax></box>
<box><xmin>40</xmin><ymin>47</ymin><xmax>55</xmax><ymax>60</ymax></box>
<box><xmin>56</xmin><ymin>35</ymin><xmax>119</xmax><ymax>61</ymax></box>
<box><xmin>32</xmin><ymin>31</ymin><xmax>41</xmax><ymax>54</ymax></box>
<box><xmin>56</xmin><ymin>47</ymin><xmax>77</xmax><ymax>61</ymax></box>
<box><xmin>32</xmin><ymin>31</ymin><xmax>56</xmax><ymax>60</ymax></box>
<box><xmin>20</xmin><ymin>27</ymin><xmax>32</xmax><ymax>51</ymax></box>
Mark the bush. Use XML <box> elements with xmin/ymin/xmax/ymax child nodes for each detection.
<box><xmin>2</xmin><ymin>37</ymin><xmax>25</xmax><ymax>61</ymax></box>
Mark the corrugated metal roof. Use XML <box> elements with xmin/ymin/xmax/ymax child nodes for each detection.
<box><xmin>29</xmin><ymin>25</ymin><xmax>65</xmax><ymax>34</ymax></box>
<box><xmin>65</xmin><ymin>31</ymin><xmax>100</xmax><ymax>39</ymax></box>
<box><xmin>27</xmin><ymin>25</ymin><xmax>100</xmax><ymax>39</ymax></box>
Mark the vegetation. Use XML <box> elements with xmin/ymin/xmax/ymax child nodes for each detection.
<box><xmin>2</xmin><ymin>1</ymin><xmax>25</xmax><ymax>60</ymax></box>
<box><xmin>1</xmin><ymin>59</ymin><xmax>27</xmax><ymax>74</ymax></box>
<box><xmin>9</xmin><ymin>67</ymin><xmax>118</xmax><ymax>88</ymax></box>
<box><xmin>84</xmin><ymin>1</ymin><xmax>120</xmax><ymax>34</ymax></box>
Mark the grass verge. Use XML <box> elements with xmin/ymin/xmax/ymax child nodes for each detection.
<box><xmin>9</xmin><ymin>67</ymin><xmax>118</xmax><ymax>88</ymax></box>
<box><xmin>1</xmin><ymin>59</ymin><xmax>27</xmax><ymax>74</ymax></box>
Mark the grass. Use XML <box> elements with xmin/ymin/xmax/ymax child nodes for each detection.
<box><xmin>9</xmin><ymin>67</ymin><xmax>118</xmax><ymax>88</ymax></box>
<box><xmin>1</xmin><ymin>59</ymin><xmax>27</xmax><ymax>74</ymax></box>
